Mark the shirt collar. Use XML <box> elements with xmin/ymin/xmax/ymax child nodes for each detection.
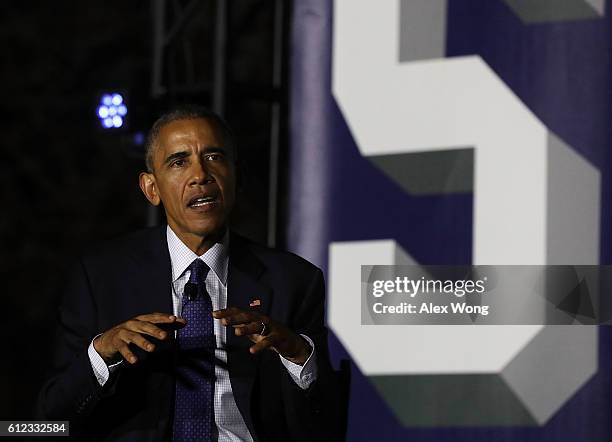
<box><xmin>166</xmin><ymin>225</ymin><xmax>229</xmax><ymax>286</ymax></box>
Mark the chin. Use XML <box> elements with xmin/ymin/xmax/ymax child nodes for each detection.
<box><xmin>190</xmin><ymin>221</ymin><xmax>227</xmax><ymax>239</ymax></box>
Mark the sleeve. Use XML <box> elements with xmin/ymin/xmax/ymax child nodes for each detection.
<box><xmin>279</xmin><ymin>334</ymin><xmax>317</xmax><ymax>389</ymax></box>
<box><xmin>36</xmin><ymin>258</ymin><xmax>117</xmax><ymax>424</ymax></box>
<box><xmin>88</xmin><ymin>335</ymin><xmax>123</xmax><ymax>386</ymax></box>
<box><xmin>280</xmin><ymin>267</ymin><xmax>345</xmax><ymax>442</ymax></box>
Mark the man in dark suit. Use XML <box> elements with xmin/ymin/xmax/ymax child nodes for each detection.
<box><xmin>38</xmin><ymin>106</ymin><xmax>341</xmax><ymax>441</ymax></box>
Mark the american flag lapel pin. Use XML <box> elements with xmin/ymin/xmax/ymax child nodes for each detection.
<box><xmin>249</xmin><ymin>298</ymin><xmax>261</xmax><ymax>308</ymax></box>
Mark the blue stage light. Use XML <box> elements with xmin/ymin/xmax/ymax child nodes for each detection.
<box><xmin>97</xmin><ymin>93</ymin><xmax>127</xmax><ymax>129</ymax></box>
<box><xmin>111</xmin><ymin>93</ymin><xmax>123</xmax><ymax>106</ymax></box>
<box><xmin>97</xmin><ymin>106</ymin><xmax>109</xmax><ymax>118</ymax></box>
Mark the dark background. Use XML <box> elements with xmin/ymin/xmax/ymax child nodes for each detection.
<box><xmin>0</xmin><ymin>0</ymin><xmax>290</xmax><ymax>419</ymax></box>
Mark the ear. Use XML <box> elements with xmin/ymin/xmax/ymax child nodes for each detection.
<box><xmin>139</xmin><ymin>172</ymin><xmax>161</xmax><ymax>206</ymax></box>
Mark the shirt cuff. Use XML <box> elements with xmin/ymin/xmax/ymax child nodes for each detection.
<box><xmin>87</xmin><ymin>334</ymin><xmax>122</xmax><ymax>386</ymax></box>
<box><xmin>279</xmin><ymin>334</ymin><xmax>318</xmax><ymax>390</ymax></box>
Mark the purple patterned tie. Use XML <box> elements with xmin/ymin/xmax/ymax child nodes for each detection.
<box><xmin>173</xmin><ymin>259</ymin><xmax>216</xmax><ymax>441</ymax></box>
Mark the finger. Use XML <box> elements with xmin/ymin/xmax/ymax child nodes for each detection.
<box><xmin>245</xmin><ymin>334</ymin><xmax>265</xmax><ymax>344</ymax></box>
<box><xmin>123</xmin><ymin>320</ymin><xmax>169</xmax><ymax>340</ymax></box>
<box><xmin>214</xmin><ymin>309</ymin><xmax>260</xmax><ymax>326</ymax></box>
<box><xmin>249</xmin><ymin>336</ymin><xmax>276</xmax><ymax>354</ymax></box>
<box><xmin>128</xmin><ymin>317</ymin><xmax>187</xmax><ymax>339</ymax></box>
<box><xmin>163</xmin><ymin>316</ymin><xmax>187</xmax><ymax>326</ymax></box>
<box><xmin>120</xmin><ymin>330</ymin><xmax>156</xmax><ymax>353</ymax></box>
<box><xmin>117</xmin><ymin>342</ymin><xmax>138</xmax><ymax>364</ymax></box>
<box><xmin>135</xmin><ymin>312</ymin><xmax>183</xmax><ymax>324</ymax></box>
<box><xmin>141</xmin><ymin>320</ymin><xmax>182</xmax><ymax>339</ymax></box>
<box><xmin>234</xmin><ymin>321</ymin><xmax>268</xmax><ymax>337</ymax></box>
<box><xmin>156</xmin><ymin>320</ymin><xmax>188</xmax><ymax>334</ymax></box>
<box><xmin>213</xmin><ymin>307</ymin><xmax>247</xmax><ymax>319</ymax></box>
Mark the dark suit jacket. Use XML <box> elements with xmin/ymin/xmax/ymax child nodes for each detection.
<box><xmin>38</xmin><ymin>226</ymin><xmax>342</xmax><ymax>441</ymax></box>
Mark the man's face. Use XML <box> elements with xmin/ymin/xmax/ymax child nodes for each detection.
<box><xmin>139</xmin><ymin>118</ymin><xmax>236</xmax><ymax>247</ymax></box>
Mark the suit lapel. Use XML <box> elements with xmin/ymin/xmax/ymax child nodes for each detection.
<box><xmin>135</xmin><ymin>226</ymin><xmax>174</xmax><ymax>315</ymax></box>
<box><xmin>227</xmin><ymin>235</ymin><xmax>271</xmax><ymax>316</ymax></box>
<box><xmin>121</xmin><ymin>226</ymin><xmax>175</xmax><ymax>433</ymax></box>
<box><xmin>226</xmin><ymin>233</ymin><xmax>272</xmax><ymax>440</ymax></box>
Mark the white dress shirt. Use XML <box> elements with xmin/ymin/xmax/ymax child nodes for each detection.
<box><xmin>88</xmin><ymin>226</ymin><xmax>317</xmax><ymax>441</ymax></box>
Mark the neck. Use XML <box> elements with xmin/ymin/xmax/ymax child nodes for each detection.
<box><xmin>171</xmin><ymin>227</ymin><xmax>226</xmax><ymax>256</ymax></box>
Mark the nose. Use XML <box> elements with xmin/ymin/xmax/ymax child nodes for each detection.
<box><xmin>189</xmin><ymin>157</ymin><xmax>213</xmax><ymax>185</ymax></box>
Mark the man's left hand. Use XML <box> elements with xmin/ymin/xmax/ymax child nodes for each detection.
<box><xmin>213</xmin><ymin>307</ymin><xmax>311</xmax><ymax>365</ymax></box>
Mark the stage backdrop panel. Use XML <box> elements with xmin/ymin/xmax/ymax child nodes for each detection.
<box><xmin>289</xmin><ymin>0</ymin><xmax>612</xmax><ymax>440</ymax></box>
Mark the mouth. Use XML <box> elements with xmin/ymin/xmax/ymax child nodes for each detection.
<box><xmin>187</xmin><ymin>193</ymin><xmax>219</xmax><ymax>209</ymax></box>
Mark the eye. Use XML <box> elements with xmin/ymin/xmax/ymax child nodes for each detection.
<box><xmin>170</xmin><ymin>159</ymin><xmax>186</xmax><ymax>168</ymax></box>
<box><xmin>204</xmin><ymin>153</ymin><xmax>224</xmax><ymax>161</ymax></box>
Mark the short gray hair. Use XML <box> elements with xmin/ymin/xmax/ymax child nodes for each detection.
<box><xmin>144</xmin><ymin>105</ymin><xmax>236</xmax><ymax>172</ymax></box>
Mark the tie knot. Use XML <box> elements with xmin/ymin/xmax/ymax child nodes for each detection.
<box><xmin>187</xmin><ymin>259</ymin><xmax>208</xmax><ymax>285</ymax></box>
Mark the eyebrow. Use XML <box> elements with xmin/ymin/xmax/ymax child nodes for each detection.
<box><xmin>163</xmin><ymin>151</ymin><xmax>190</xmax><ymax>166</ymax></box>
<box><xmin>163</xmin><ymin>146</ymin><xmax>228</xmax><ymax>165</ymax></box>
<box><xmin>201</xmin><ymin>146</ymin><xmax>227</xmax><ymax>155</ymax></box>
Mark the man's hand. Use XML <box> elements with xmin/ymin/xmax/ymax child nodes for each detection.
<box><xmin>93</xmin><ymin>313</ymin><xmax>186</xmax><ymax>364</ymax></box>
<box><xmin>213</xmin><ymin>307</ymin><xmax>311</xmax><ymax>365</ymax></box>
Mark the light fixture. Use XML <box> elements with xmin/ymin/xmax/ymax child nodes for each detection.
<box><xmin>97</xmin><ymin>93</ymin><xmax>127</xmax><ymax>129</ymax></box>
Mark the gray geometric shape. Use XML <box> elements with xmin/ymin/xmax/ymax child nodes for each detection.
<box><xmin>555</xmin><ymin>277</ymin><xmax>595</xmax><ymax>319</ymax></box>
<box><xmin>502</xmin><ymin>0</ymin><xmax>605</xmax><ymax>23</ymax></box>
<box><xmin>370</xmin><ymin>374</ymin><xmax>537</xmax><ymax>426</ymax></box>
<box><xmin>501</xmin><ymin>325</ymin><xmax>597</xmax><ymax>424</ymax></box>
<box><xmin>542</xmin><ymin>266</ymin><xmax>598</xmax><ymax>321</ymax></box>
<box><xmin>585</xmin><ymin>0</ymin><xmax>606</xmax><ymax>14</ymax></box>
<box><xmin>369</xmin><ymin>324</ymin><xmax>597</xmax><ymax>427</ymax></box>
<box><xmin>399</xmin><ymin>0</ymin><xmax>447</xmax><ymax>61</ymax></box>
<box><xmin>547</xmin><ymin>132</ymin><xmax>601</xmax><ymax>266</ymax></box>
<box><xmin>369</xmin><ymin>148</ymin><xmax>473</xmax><ymax>194</ymax></box>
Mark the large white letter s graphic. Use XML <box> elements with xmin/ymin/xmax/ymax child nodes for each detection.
<box><xmin>330</xmin><ymin>0</ymin><xmax>601</xmax><ymax>426</ymax></box>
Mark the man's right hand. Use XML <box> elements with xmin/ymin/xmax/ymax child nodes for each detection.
<box><xmin>93</xmin><ymin>313</ymin><xmax>186</xmax><ymax>364</ymax></box>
